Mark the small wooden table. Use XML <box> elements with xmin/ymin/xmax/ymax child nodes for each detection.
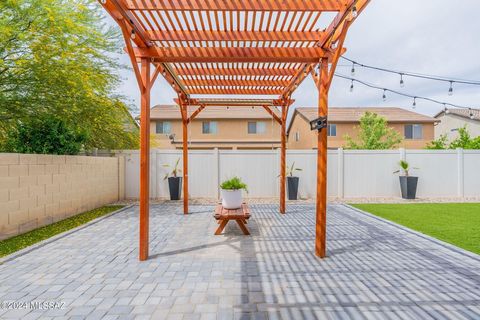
<box><xmin>214</xmin><ymin>203</ymin><xmax>250</xmax><ymax>235</ymax></box>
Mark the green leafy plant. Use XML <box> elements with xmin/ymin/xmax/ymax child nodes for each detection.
<box><xmin>4</xmin><ymin>117</ymin><xmax>87</xmax><ymax>155</ymax></box>
<box><xmin>278</xmin><ymin>162</ymin><xmax>302</xmax><ymax>177</ymax></box>
<box><xmin>393</xmin><ymin>160</ymin><xmax>418</xmax><ymax>177</ymax></box>
<box><xmin>163</xmin><ymin>158</ymin><xmax>182</xmax><ymax>179</ymax></box>
<box><xmin>426</xmin><ymin>126</ymin><xmax>480</xmax><ymax>150</ymax></box>
<box><xmin>220</xmin><ymin>176</ymin><xmax>248</xmax><ymax>193</ymax></box>
<box><xmin>287</xmin><ymin>162</ymin><xmax>302</xmax><ymax>177</ymax></box>
<box><xmin>344</xmin><ymin>112</ymin><xmax>403</xmax><ymax>150</ymax></box>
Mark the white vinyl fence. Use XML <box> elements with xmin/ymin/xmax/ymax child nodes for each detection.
<box><xmin>115</xmin><ymin>149</ymin><xmax>480</xmax><ymax>200</ymax></box>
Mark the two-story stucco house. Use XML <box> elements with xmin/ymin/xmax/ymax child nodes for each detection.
<box><xmin>434</xmin><ymin>108</ymin><xmax>480</xmax><ymax>141</ymax></box>
<box><xmin>148</xmin><ymin>105</ymin><xmax>282</xmax><ymax>149</ymax></box>
<box><xmin>287</xmin><ymin>107</ymin><xmax>438</xmax><ymax>149</ymax></box>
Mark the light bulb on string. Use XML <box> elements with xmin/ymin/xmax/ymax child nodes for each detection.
<box><xmin>351</xmin><ymin>62</ymin><xmax>356</xmax><ymax>76</ymax></box>
<box><xmin>412</xmin><ymin>97</ymin><xmax>417</xmax><ymax>109</ymax></box>
<box><xmin>100</xmin><ymin>0</ymin><xmax>107</xmax><ymax>4</ymax></box>
<box><xmin>444</xmin><ymin>104</ymin><xmax>449</xmax><ymax>114</ymax></box>
<box><xmin>469</xmin><ymin>108</ymin><xmax>475</xmax><ymax>119</ymax></box>
<box><xmin>399</xmin><ymin>74</ymin><xmax>405</xmax><ymax>88</ymax></box>
<box><xmin>349</xmin><ymin>80</ymin><xmax>354</xmax><ymax>92</ymax></box>
<box><xmin>448</xmin><ymin>81</ymin><xmax>453</xmax><ymax>96</ymax></box>
<box><xmin>351</xmin><ymin>6</ymin><xmax>358</xmax><ymax>18</ymax></box>
<box><xmin>131</xmin><ymin>29</ymin><xmax>136</xmax><ymax>40</ymax></box>
<box><xmin>382</xmin><ymin>89</ymin><xmax>387</xmax><ymax>102</ymax></box>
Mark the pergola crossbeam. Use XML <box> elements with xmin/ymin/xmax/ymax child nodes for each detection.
<box><xmin>124</xmin><ymin>0</ymin><xmax>345</xmax><ymax>11</ymax></box>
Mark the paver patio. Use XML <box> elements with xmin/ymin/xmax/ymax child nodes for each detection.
<box><xmin>0</xmin><ymin>204</ymin><xmax>479</xmax><ymax>320</ymax></box>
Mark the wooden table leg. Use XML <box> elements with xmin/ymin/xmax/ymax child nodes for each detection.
<box><xmin>235</xmin><ymin>219</ymin><xmax>250</xmax><ymax>235</ymax></box>
<box><xmin>215</xmin><ymin>220</ymin><xmax>228</xmax><ymax>235</ymax></box>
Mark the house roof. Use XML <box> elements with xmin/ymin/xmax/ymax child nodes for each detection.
<box><xmin>434</xmin><ymin>108</ymin><xmax>480</xmax><ymax>121</ymax></box>
<box><xmin>288</xmin><ymin>107</ymin><xmax>438</xmax><ymax>134</ymax></box>
<box><xmin>148</xmin><ymin>105</ymin><xmax>281</xmax><ymax>120</ymax></box>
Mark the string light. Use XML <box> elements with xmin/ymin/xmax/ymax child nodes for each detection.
<box><xmin>351</xmin><ymin>6</ymin><xmax>358</xmax><ymax>18</ymax></box>
<box><xmin>100</xmin><ymin>0</ymin><xmax>106</xmax><ymax>4</ymax></box>
<box><xmin>351</xmin><ymin>62</ymin><xmax>356</xmax><ymax>76</ymax></box>
<box><xmin>444</xmin><ymin>104</ymin><xmax>449</xmax><ymax>114</ymax></box>
<box><xmin>399</xmin><ymin>73</ymin><xmax>405</xmax><ymax>88</ymax></box>
<box><xmin>469</xmin><ymin>108</ymin><xmax>475</xmax><ymax>119</ymax></box>
<box><xmin>448</xmin><ymin>81</ymin><xmax>453</xmax><ymax>96</ymax></box>
<box><xmin>131</xmin><ymin>29</ymin><xmax>136</xmax><ymax>40</ymax></box>
<box><xmin>162</xmin><ymin>71</ymin><xmax>166</xmax><ymax>77</ymax></box>
<box><xmin>335</xmin><ymin>73</ymin><xmax>478</xmax><ymax>111</ymax></box>
<box><xmin>340</xmin><ymin>56</ymin><xmax>480</xmax><ymax>87</ymax></box>
<box><xmin>412</xmin><ymin>97</ymin><xmax>416</xmax><ymax>109</ymax></box>
<box><xmin>382</xmin><ymin>89</ymin><xmax>387</xmax><ymax>101</ymax></box>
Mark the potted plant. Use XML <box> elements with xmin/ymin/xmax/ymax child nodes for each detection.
<box><xmin>163</xmin><ymin>158</ymin><xmax>182</xmax><ymax>200</ymax></box>
<box><xmin>220</xmin><ymin>176</ymin><xmax>248</xmax><ymax>209</ymax></box>
<box><xmin>394</xmin><ymin>160</ymin><xmax>418</xmax><ymax>199</ymax></box>
<box><xmin>285</xmin><ymin>162</ymin><xmax>302</xmax><ymax>200</ymax></box>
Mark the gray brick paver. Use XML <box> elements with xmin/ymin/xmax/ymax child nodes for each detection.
<box><xmin>0</xmin><ymin>204</ymin><xmax>479</xmax><ymax>319</ymax></box>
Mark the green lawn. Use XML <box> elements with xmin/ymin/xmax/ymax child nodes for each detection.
<box><xmin>0</xmin><ymin>205</ymin><xmax>124</xmax><ymax>258</ymax></box>
<box><xmin>351</xmin><ymin>203</ymin><xmax>480</xmax><ymax>255</ymax></box>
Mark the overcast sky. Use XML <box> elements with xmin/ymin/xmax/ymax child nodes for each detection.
<box><xmin>106</xmin><ymin>0</ymin><xmax>480</xmax><ymax>118</ymax></box>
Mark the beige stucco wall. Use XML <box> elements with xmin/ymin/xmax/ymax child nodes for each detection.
<box><xmin>288</xmin><ymin>117</ymin><xmax>435</xmax><ymax>149</ymax></box>
<box><xmin>0</xmin><ymin>153</ymin><xmax>124</xmax><ymax>240</ymax></box>
<box><xmin>151</xmin><ymin>119</ymin><xmax>282</xmax><ymax>149</ymax></box>
<box><xmin>435</xmin><ymin>114</ymin><xmax>480</xmax><ymax>141</ymax></box>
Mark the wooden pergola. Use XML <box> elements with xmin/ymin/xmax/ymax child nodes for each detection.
<box><xmin>100</xmin><ymin>0</ymin><xmax>369</xmax><ymax>261</ymax></box>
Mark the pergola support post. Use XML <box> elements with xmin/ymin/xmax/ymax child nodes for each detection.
<box><xmin>139</xmin><ymin>58</ymin><xmax>151</xmax><ymax>261</ymax></box>
<box><xmin>179</xmin><ymin>102</ymin><xmax>189</xmax><ymax>214</ymax></box>
<box><xmin>315</xmin><ymin>58</ymin><xmax>329</xmax><ymax>258</ymax></box>
<box><xmin>279</xmin><ymin>105</ymin><xmax>287</xmax><ymax>214</ymax></box>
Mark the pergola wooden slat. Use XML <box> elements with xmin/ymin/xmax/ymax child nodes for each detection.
<box><xmin>99</xmin><ymin>0</ymin><xmax>369</xmax><ymax>261</ymax></box>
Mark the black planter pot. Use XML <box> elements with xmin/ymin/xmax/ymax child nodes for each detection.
<box><xmin>287</xmin><ymin>176</ymin><xmax>299</xmax><ymax>200</ymax></box>
<box><xmin>168</xmin><ymin>177</ymin><xmax>182</xmax><ymax>200</ymax></box>
<box><xmin>399</xmin><ymin>176</ymin><xmax>418</xmax><ymax>199</ymax></box>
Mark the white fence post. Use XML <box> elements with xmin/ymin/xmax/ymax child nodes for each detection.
<box><xmin>399</xmin><ymin>148</ymin><xmax>406</xmax><ymax>162</ymax></box>
<box><xmin>152</xmin><ymin>150</ymin><xmax>158</xmax><ymax>199</ymax></box>
<box><xmin>214</xmin><ymin>148</ymin><xmax>220</xmax><ymax>200</ymax></box>
<box><xmin>337</xmin><ymin>148</ymin><xmax>344</xmax><ymax>199</ymax></box>
<box><xmin>457</xmin><ymin>148</ymin><xmax>464</xmax><ymax>197</ymax></box>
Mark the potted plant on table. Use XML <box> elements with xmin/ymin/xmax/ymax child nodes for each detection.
<box><xmin>394</xmin><ymin>160</ymin><xmax>418</xmax><ymax>200</ymax></box>
<box><xmin>163</xmin><ymin>158</ymin><xmax>182</xmax><ymax>200</ymax></box>
<box><xmin>220</xmin><ymin>176</ymin><xmax>248</xmax><ymax>209</ymax></box>
<box><xmin>285</xmin><ymin>162</ymin><xmax>302</xmax><ymax>200</ymax></box>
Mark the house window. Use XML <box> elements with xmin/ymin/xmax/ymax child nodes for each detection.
<box><xmin>405</xmin><ymin>124</ymin><xmax>423</xmax><ymax>139</ymax></box>
<box><xmin>202</xmin><ymin>121</ymin><xmax>218</xmax><ymax>134</ymax></box>
<box><xmin>247</xmin><ymin>121</ymin><xmax>266</xmax><ymax>134</ymax></box>
<box><xmin>156</xmin><ymin>121</ymin><xmax>171</xmax><ymax>134</ymax></box>
<box><xmin>327</xmin><ymin>124</ymin><xmax>337</xmax><ymax>137</ymax></box>
<box><xmin>295</xmin><ymin>131</ymin><xmax>300</xmax><ymax>142</ymax></box>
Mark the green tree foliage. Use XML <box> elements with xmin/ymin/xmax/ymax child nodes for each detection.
<box><xmin>5</xmin><ymin>116</ymin><xmax>87</xmax><ymax>155</ymax></box>
<box><xmin>427</xmin><ymin>126</ymin><xmax>480</xmax><ymax>150</ymax></box>
<box><xmin>344</xmin><ymin>112</ymin><xmax>403</xmax><ymax>150</ymax></box>
<box><xmin>0</xmin><ymin>0</ymin><xmax>139</xmax><ymax>152</ymax></box>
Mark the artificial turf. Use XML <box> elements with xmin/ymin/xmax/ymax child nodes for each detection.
<box><xmin>0</xmin><ymin>205</ymin><xmax>124</xmax><ymax>258</ymax></box>
<box><xmin>351</xmin><ymin>203</ymin><xmax>480</xmax><ymax>255</ymax></box>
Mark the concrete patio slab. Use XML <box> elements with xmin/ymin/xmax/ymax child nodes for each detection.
<box><xmin>0</xmin><ymin>204</ymin><xmax>479</xmax><ymax>319</ymax></box>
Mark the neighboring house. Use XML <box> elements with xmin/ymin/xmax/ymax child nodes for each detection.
<box><xmin>434</xmin><ymin>108</ymin><xmax>480</xmax><ymax>141</ymax></box>
<box><xmin>148</xmin><ymin>105</ymin><xmax>282</xmax><ymax>149</ymax></box>
<box><xmin>287</xmin><ymin>107</ymin><xmax>438</xmax><ymax>149</ymax></box>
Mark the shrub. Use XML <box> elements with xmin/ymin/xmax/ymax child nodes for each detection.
<box><xmin>4</xmin><ymin>117</ymin><xmax>87</xmax><ymax>155</ymax></box>
<box><xmin>220</xmin><ymin>176</ymin><xmax>248</xmax><ymax>192</ymax></box>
